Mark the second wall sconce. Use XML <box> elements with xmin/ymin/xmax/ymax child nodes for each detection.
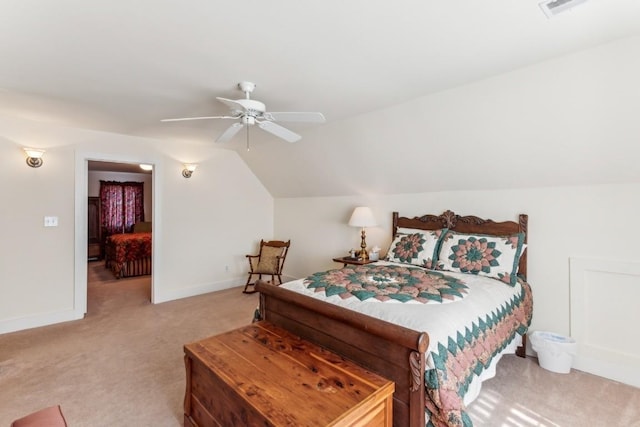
<box><xmin>182</xmin><ymin>163</ymin><xmax>197</xmax><ymax>178</ymax></box>
<box><xmin>24</xmin><ymin>148</ymin><xmax>45</xmax><ymax>168</ymax></box>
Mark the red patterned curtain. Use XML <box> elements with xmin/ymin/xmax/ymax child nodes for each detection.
<box><xmin>99</xmin><ymin>181</ymin><xmax>145</xmax><ymax>236</ymax></box>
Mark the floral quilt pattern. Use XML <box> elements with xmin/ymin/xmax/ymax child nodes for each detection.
<box><xmin>448</xmin><ymin>236</ymin><xmax>501</xmax><ymax>274</ymax></box>
<box><xmin>390</xmin><ymin>233</ymin><xmax>427</xmax><ymax>263</ymax></box>
<box><xmin>439</xmin><ymin>232</ymin><xmax>526</xmax><ymax>286</ymax></box>
<box><xmin>304</xmin><ymin>264</ymin><xmax>468</xmax><ymax>303</ymax></box>
<box><xmin>105</xmin><ymin>232</ymin><xmax>152</xmax><ymax>277</ymax></box>
<box><xmin>424</xmin><ymin>279</ymin><xmax>533</xmax><ymax>427</ymax></box>
<box><xmin>386</xmin><ymin>228</ymin><xmax>446</xmax><ymax>269</ymax></box>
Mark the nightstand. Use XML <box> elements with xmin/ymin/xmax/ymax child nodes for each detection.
<box><xmin>333</xmin><ymin>256</ymin><xmax>378</xmax><ymax>267</ymax></box>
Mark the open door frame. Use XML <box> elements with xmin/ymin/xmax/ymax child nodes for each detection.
<box><xmin>73</xmin><ymin>150</ymin><xmax>162</xmax><ymax>317</ymax></box>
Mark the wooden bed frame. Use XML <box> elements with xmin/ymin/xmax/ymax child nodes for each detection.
<box><xmin>256</xmin><ymin>210</ymin><xmax>528</xmax><ymax>427</ymax></box>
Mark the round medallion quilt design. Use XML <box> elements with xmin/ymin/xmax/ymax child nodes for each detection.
<box><xmin>448</xmin><ymin>236</ymin><xmax>502</xmax><ymax>274</ymax></box>
<box><xmin>389</xmin><ymin>233</ymin><xmax>426</xmax><ymax>263</ymax></box>
<box><xmin>304</xmin><ymin>264</ymin><xmax>469</xmax><ymax>303</ymax></box>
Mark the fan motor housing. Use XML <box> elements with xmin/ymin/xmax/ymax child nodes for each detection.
<box><xmin>235</xmin><ymin>99</ymin><xmax>266</xmax><ymax>114</ymax></box>
<box><xmin>241</xmin><ymin>116</ymin><xmax>256</xmax><ymax>125</ymax></box>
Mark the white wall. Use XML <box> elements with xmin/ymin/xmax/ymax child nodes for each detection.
<box><xmin>243</xmin><ymin>35</ymin><xmax>640</xmax><ymax>198</ymax></box>
<box><xmin>275</xmin><ymin>182</ymin><xmax>640</xmax><ymax>339</ymax></box>
<box><xmin>0</xmin><ymin>115</ymin><xmax>273</xmax><ymax>333</ymax></box>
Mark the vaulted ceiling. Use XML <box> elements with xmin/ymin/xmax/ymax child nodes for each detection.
<box><xmin>2</xmin><ymin>1</ymin><xmax>640</xmax><ymax>197</ymax></box>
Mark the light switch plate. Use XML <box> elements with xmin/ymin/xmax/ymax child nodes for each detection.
<box><xmin>44</xmin><ymin>216</ymin><xmax>59</xmax><ymax>227</ymax></box>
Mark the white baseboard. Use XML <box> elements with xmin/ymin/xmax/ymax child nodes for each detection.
<box><xmin>0</xmin><ymin>309</ymin><xmax>84</xmax><ymax>335</ymax></box>
<box><xmin>153</xmin><ymin>276</ymin><xmax>244</xmax><ymax>304</ymax></box>
<box><xmin>574</xmin><ymin>352</ymin><xmax>640</xmax><ymax>388</ymax></box>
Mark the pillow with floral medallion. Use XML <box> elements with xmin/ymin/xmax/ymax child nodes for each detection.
<box><xmin>437</xmin><ymin>231</ymin><xmax>526</xmax><ymax>286</ymax></box>
<box><xmin>385</xmin><ymin>227</ymin><xmax>448</xmax><ymax>269</ymax></box>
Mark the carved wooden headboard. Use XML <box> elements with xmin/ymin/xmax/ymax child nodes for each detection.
<box><xmin>392</xmin><ymin>210</ymin><xmax>528</xmax><ymax>279</ymax></box>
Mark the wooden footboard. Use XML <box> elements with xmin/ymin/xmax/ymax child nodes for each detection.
<box><xmin>256</xmin><ymin>280</ymin><xmax>429</xmax><ymax>427</ymax></box>
<box><xmin>105</xmin><ymin>257</ymin><xmax>152</xmax><ymax>279</ymax></box>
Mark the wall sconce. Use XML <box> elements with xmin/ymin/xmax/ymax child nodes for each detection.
<box><xmin>348</xmin><ymin>206</ymin><xmax>377</xmax><ymax>260</ymax></box>
<box><xmin>24</xmin><ymin>148</ymin><xmax>45</xmax><ymax>168</ymax></box>
<box><xmin>182</xmin><ymin>163</ymin><xmax>197</xmax><ymax>178</ymax></box>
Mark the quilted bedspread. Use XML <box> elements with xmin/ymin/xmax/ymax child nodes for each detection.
<box><xmin>105</xmin><ymin>232</ymin><xmax>152</xmax><ymax>264</ymax></box>
<box><xmin>305</xmin><ymin>264</ymin><xmax>469</xmax><ymax>303</ymax></box>
<box><xmin>282</xmin><ymin>261</ymin><xmax>533</xmax><ymax>427</ymax></box>
<box><xmin>424</xmin><ymin>276</ymin><xmax>532</xmax><ymax>426</ymax></box>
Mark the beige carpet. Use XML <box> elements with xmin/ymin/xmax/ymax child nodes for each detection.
<box><xmin>1</xmin><ymin>262</ymin><xmax>259</xmax><ymax>426</ymax></box>
<box><xmin>1</xmin><ymin>262</ymin><xmax>639</xmax><ymax>426</ymax></box>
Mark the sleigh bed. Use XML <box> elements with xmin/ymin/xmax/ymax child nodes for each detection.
<box><xmin>255</xmin><ymin>210</ymin><xmax>532</xmax><ymax>427</ymax></box>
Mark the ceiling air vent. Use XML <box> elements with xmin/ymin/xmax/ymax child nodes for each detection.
<box><xmin>539</xmin><ymin>0</ymin><xmax>589</xmax><ymax>18</ymax></box>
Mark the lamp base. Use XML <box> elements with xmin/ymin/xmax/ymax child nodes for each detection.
<box><xmin>358</xmin><ymin>228</ymin><xmax>369</xmax><ymax>260</ymax></box>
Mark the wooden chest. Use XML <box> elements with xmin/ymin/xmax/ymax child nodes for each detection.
<box><xmin>184</xmin><ymin>321</ymin><xmax>394</xmax><ymax>426</ymax></box>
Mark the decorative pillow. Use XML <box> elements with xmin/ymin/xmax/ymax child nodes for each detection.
<box><xmin>257</xmin><ymin>246</ymin><xmax>284</xmax><ymax>274</ymax></box>
<box><xmin>437</xmin><ymin>231</ymin><xmax>526</xmax><ymax>286</ymax></box>
<box><xmin>386</xmin><ymin>228</ymin><xmax>447</xmax><ymax>269</ymax></box>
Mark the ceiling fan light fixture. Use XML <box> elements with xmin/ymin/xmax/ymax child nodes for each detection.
<box><xmin>242</xmin><ymin>116</ymin><xmax>256</xmax><ymax>126</ymax></box>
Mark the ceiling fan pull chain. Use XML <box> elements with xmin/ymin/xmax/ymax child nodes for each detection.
<box><xmin>246</xmin><ymin>123</ymin><xmax>250</xmax><ymax>151</ymax></box>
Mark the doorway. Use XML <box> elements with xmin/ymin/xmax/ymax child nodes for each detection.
<box><xmin>73</xmin><ymin>154</ymin><xmax>160</xmax><ymax>319</ymax></box>
<box><xmin>85</xmin><ymin>161</ymin><xmax>153</xmax><ymax>313</ymax></box>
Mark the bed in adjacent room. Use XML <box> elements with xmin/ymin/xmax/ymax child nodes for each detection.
<box><xmin>104</xmin><ymin>223</ymin><xmax>152</xmax><ymax>279</ymax></box>
<box><xmin>255</xmin><ymin>210</ymin><xmax>533</xmax><ymax>427</ymax></box>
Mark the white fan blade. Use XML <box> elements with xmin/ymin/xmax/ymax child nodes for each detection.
<box><xmin>216</xmin><ymin>97</ymin><xmax>245</xmax><ymax>111</ymax></box>
<box><xmin>263</xmin><ymin>112</ymin><xmax>325</xmax><ymax>123</ymax></box>
<box><xmin>161</xmin><ymin>116</ymin><xmax>237</xmax><ymax>122</ymax></box>
<box><xmin>215</xmin><ymin>122</ymin><xmax>243</xmax><ymax>143</ymax></box>
<box><xmin>258</xmin><ymin>121</ymin><xmax>301</xmax><ymax>143</ymax></box>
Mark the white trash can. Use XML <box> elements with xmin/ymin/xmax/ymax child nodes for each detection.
<box><xmin>529</xmin><ymin>331</ymin><xmax>577</xmax><ymax>374</ymax></box>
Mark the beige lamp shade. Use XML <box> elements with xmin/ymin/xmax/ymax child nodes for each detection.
<box><xmin>348</xmin><ymin>207</ymin><xmax>377</xmax><ymax>227</ymax></box>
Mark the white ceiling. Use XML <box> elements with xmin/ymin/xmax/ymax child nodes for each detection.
<box><xmin>2</xmin><ymin>1</ymin><xmax>640</xmax><ymax>196</ymax></box>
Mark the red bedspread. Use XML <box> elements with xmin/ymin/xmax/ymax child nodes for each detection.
<box><xmin>105</xmin><ymin>232</ymin><xmax>152</xmax><ymax>278</ymax></box>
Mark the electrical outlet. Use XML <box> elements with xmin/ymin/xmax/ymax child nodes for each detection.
<box><xmin>225</xmin><ymin>265</ymin><xmax>229</xmax><ymax>272</ymax></box>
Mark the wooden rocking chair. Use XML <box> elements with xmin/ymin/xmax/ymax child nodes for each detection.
<box><xmin>243</xmin><ymin>239</ymin><xmax>290</xmax><ymax>294</ymax></box>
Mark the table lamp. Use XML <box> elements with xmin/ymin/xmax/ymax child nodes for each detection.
<box><xmin>348</xmin><ymin>207</ymin><xmax>377</xmax><ymax>260</ymax></box>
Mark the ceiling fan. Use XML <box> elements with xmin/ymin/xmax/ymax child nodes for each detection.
<box><xmin>161</xmin><ymin>82</ymin><xmax>325</xmax><ymax>147</ymax></box>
